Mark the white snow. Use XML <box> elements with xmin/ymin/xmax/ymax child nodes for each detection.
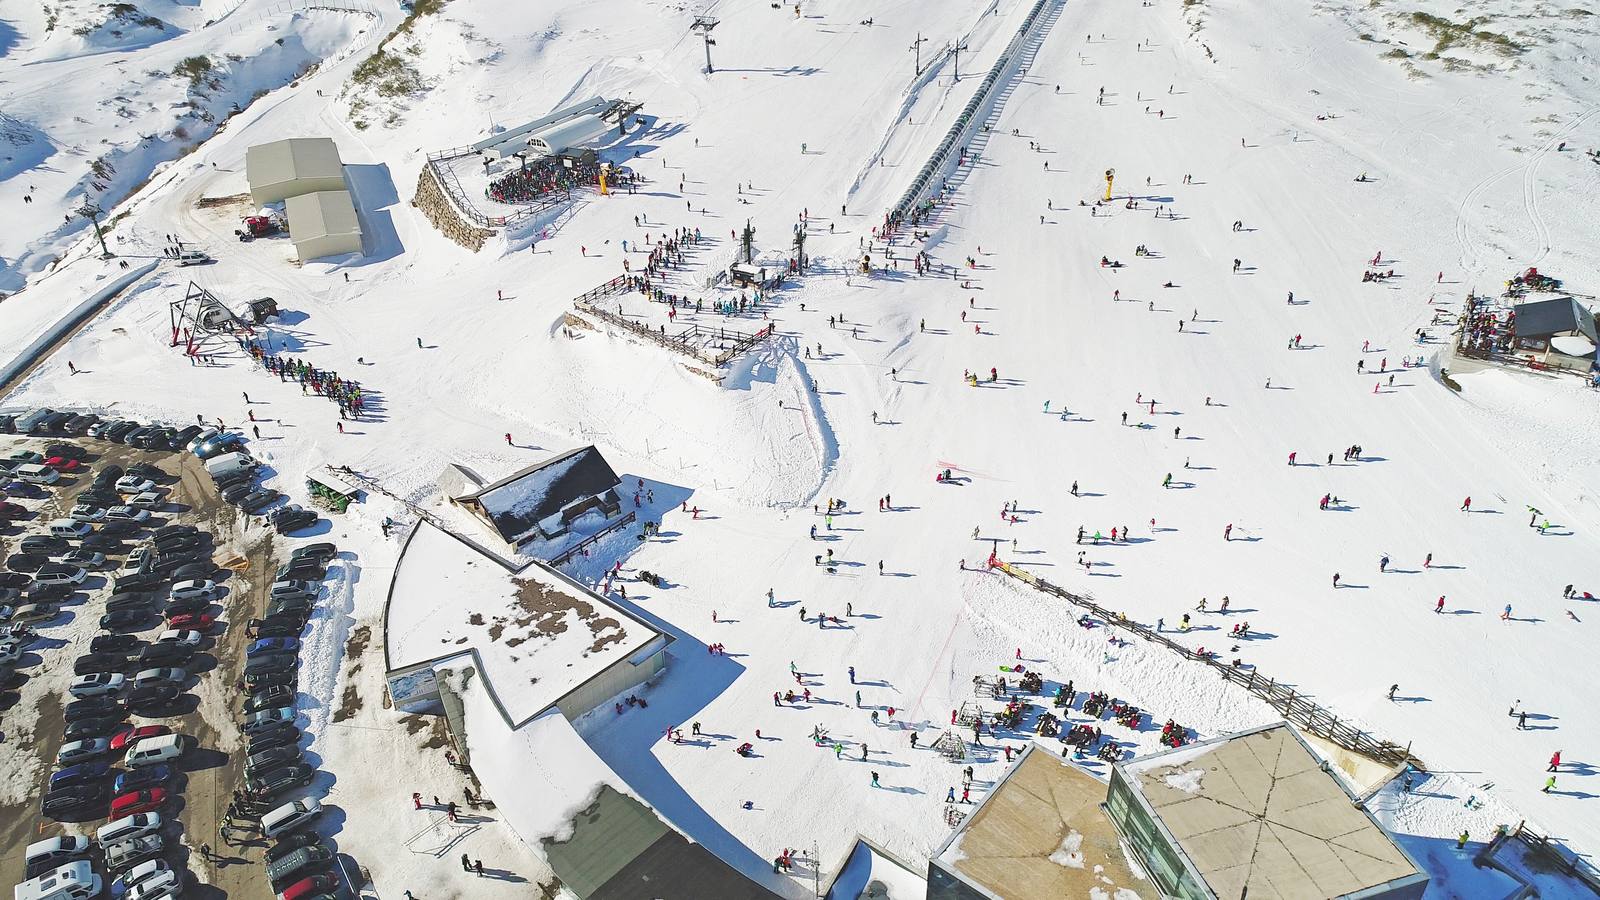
<box><xmin>1049</xmin><ymin>829</ymin><xmax>1086</xmax><ymax>868</ymax></box>
<box><xmin>1160</xmin><ymin>768</ymin><xmax>1206</xmax><ymax>795</ymax></box>
<box><xmin>3</xmin><ymin>0</ymin><xmax>1598</xmax><ymax>895</ymax></box>
<box><xmin>824</xmin><ymin>839</ymin><xmax>928</xmax><ymax>900</ymax></box>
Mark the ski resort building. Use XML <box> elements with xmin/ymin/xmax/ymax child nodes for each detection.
<box><xmin>1510</xmin><ymin>296</ymin><xmax>1597</xmax><ymax>366</ymax></box>
<box><xmin>283</xmin><ymin>189</ymin><xmax>362</xmax><ymax>261</ymax></box>
<box><xmin>245</xmin><ymin>137</ymin><xmax>347</xmax><ymax>205</ymax></box>
<box><xmin>1105</xmin><ymin>723</ymin><xmax>1428</xmax><ymax>900</ymax></box>
<box><xmin>382</xmin><ymin>520</ymin><xmax>669</xmax><ymax>727</ymax></box>
<box><xmin>448</xmin><ymin>445</ymin><xmax>626</xmax><ymax>554</ymax></box>
<box><xmin>927</xmin><ymin>745</ymin><xmax>1145</xmax><ymax>900</ymax></box>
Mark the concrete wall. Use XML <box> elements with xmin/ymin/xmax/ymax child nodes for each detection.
<box><xmin>251</xmin><ymin>174</ymin><xmax>348</xmax><ymax>208</ymax></box>
<box><xmin>555</xmin><ymin>635</ymin><xmax>670</xmax><ymax>721</ymax></box>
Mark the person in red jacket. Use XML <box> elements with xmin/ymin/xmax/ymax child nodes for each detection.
<box><xmin>1549</xmin><ymin>751</ymin><xmax>1562</xmax><ymax>772</ymax></box>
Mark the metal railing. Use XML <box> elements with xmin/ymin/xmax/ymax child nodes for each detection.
<box><xmin>992</xmin><ymin>562</ymin><xmax>1419</xmax><ymax>767</ymax></box>
<box><xmin>571</xmin><ymin>278</ymin><xmax>774</xmax><ymax>367</ymax></box>
<box><xmin>886</xmin><ymin>0</ymin><xmax>1059</xmax><ymax>229</ymax></box>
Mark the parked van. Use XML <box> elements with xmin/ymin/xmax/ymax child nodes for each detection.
<box><xmin>15</xmin><ymin>409</ymin><xmax>57</xmax><ymax>434</ymax></box>
<box><xmin>204</xmin><ymin>451</ymin><xmax>255</xmax><ymax>475</ymax></box>
<box><xmin>176</xmin><ymin>249</ymin><xmax>210</xmax><ymax>266</ymax></box>
<box><xmin>261</xmin><ymin>797</ymin><xmax>321</xmax><ymax>837</ymax></box>
<box><xmin>124</xmin><ymin>734</ymin><xmax>185</xmax><ymax>768</ymax></box>
<box><xmin>13</xmin><ymin>860</ymin><xmax>101</xmax><ymax>900</ymax></box>
<box><xmin>47</xmin><ymin>519</ymin><xmax>92</xmax><ymax>540</ymax></box>
<box><xmin>15</xmin><ymin>464</ymin><xmax>61</xmax><ymax>485</ymax></box>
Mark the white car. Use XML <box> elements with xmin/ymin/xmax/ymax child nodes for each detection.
<box><xmin>96</xmin><ymin>812</ymin><xmax>162</xmax><ymax>846</ymax></box>
<box><xmin>69</xmin><ymin>672</ymin><xmax>126</xmax><ymax>697</ymax></box>
<box><xmin>126</xmin><ymin>870</ymin><xmax>181</xmax><ymax>900</ymax></box>
<box><xmin>156</xmin><ymin>629</ymin><xmax>202</xmax><ymax>647</ymax></box>
<box><xmin>120</xmin><ymin>548</ymin><xmax>149</xmax><ymax>574</ymax></box>
<box><xmin>69</xmin><ymin>504</ymin><xmax>107</xmax><ymax>523</ymax></box>
<box><xmin>128</xmin><ymin>490</ymin><xmax>166</xmax><ymax>510</ymax></box>
<box><xmin>168</xmin><ymin>580</ymin><xmax>217</xmax><ymax>602</ymax></box>
<box><xmin>105</xmin><ymin>506</ymin><xmax>152</xmax><ymax>524</ymax></box>
<box><xmin>115</xmin><ymin>476</ymin><xmax>156</xmax><ymax>495</ymax></box>
<box><xmin>63</xmin><ymin>549</ymin><xmax>106</xmax><ymax>569</ymax></box>
<box><xmin>132</xmin><ymin>667</ymin><xmax>187</xmax><ymax>689</ymax></box>
<box><xmin>110</xmin><ymin>859</ymin><xmax>171</xmax><ymax>897</ymax></box>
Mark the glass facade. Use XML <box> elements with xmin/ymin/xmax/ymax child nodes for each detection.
<box><xmin>1105</xmin><ymin>769</ymin><xmax>1211</xmax><ymax>899</ymax></box>
<box><xmin>925</xmin><ymin>862</ymin><xmax>990</xmax><ymax>900</ymax></box>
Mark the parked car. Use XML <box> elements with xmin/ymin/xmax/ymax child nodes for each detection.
<box><xmin>125</xmin><ymin>684</ymin><xmax>183</xmax><ymax>710</ymax></box>
<box><xmin>90</xmin><ymin>634</ymin><xmax>141</xmax><ymax>655</ymax></box>
<box><xmin>81</xmin><ymin>533</ymin><xmax>125</xmax><ymax>552</ymax></box>
<box><xmin>244</xmin><ymin>684</ymin><xmax>295</xmax><ymax>713</ymax></box>
<box><xmin>33</xmin><ymin>563</ymin><xmax>86</xmax><ymax>586</ymax></box>
<box><xmin>0</xmin><ymin>638</ymin><xmax>25</xmax><ymax>666</ymax></box>
<box><xmin>112</xmin><ymin>764</ymin><xmax>174</xmax><ymax>795</ymax></box>
<box><xmin>161</xmin><ymin>595</ymin><xmax>211</xmax><ymax>617</ymax></box>
<box><xmin>110</xmin><ymin>788</ymin><xmax>167</xmax><ymax>817</ymax></box>
<box><xmin>22</xmin><ymin>835</ymin><xmax>91</xmax><ymax>879</ymax></box>
<box><xmin>132</xmin><ymin>667</ymin><xmax>187</xmax><ymax>689</ymax></box>
<box><xmin>245</xmin><ymin>746</ymin><xmax>302</xmax><ymax>776</ymax></box>
<box><xmin>266</xmin><ymin>845</ymin><xmax>333</xmax><ymax>890</ymax></box>
<box><xmin>109</xmin><ymin>858</ymin><xmax>173</xmax><ymax>898</ymax></box>
<box><xmin>102</xmin><ymin>834</ymin><xmax>164</xmax><ymax>874</ymax></box>
<box><xmin>247</xmin><ymin>617</ymin><xmax>304</xmax><ymax>639</ymax></box>
<box><xmin>107</xmin><ymin>591</ymin><xmax>155</xmax><ymax>612</ymax></box>
<box><xmin>220</xmin><ymin>482</ymin><xmax>255</xmax><ymax>504</ymax></box>
<box><xmin>41</xmin><ymin>783</ymin><xmax>108</xmax><ymax>819</ymax></box>
<box><xmin>276</xmin><ymin>558</ymin><xmax>326</xmax><ymax>581</ymax></box>
<box><xmin>115</xmin><ymin>476</ymin><xmax>156</xmax><ymax>495</ymax></box>
<box><xmin>64</xmin><ymin>715</ymin><xmax>125</xmax><ymax>741</ymax></box>
<box><xmin>48</xmin><ymin>761</ymin><xmax>110</xmax><ymax>790</ymax></box>
<box><xmin>245</xmin><ymin>652</ymin><xmax>297</xmax><ymax>676</ymax></box>
<box><xmin>151</xmin><ymin>524</ymin><xmax>196</xmax><ymax>540</ymax></box>
<box><xmin>13</xmin><ymin>602</ymin><xmax>61</xmax><ymax>624</ymax></box>
<box><xmin>64</xmin><ymin>697</ymin><xmax>122</xmax><ymax>722</ymax></box>
<box><xmin>110</xmin><ymin>725</ymin><xmax>170</xmax><ymax>752</ymax></box>
<box><xmin>5</xmin><ymin>553</ymin><xmax>49</xmax><ymax>572</ymax></box>
<box><xmin>96</xmin><ymin>811</ymin><xmax>162</xmax><ymax>845</ymax></box>
<box><xmin>45</xmin><ymin>444</ymin><xmax>88</xmax><ymax>461</ymax></box>
<box><xmin>238</xmin><ymin>489</ymin><xmax>280</xmax><ymax>513</ymax></box>
<box><xmin>261</xmin><ymin>798</ymin><xmax>321</xmax><ymax>838</ymax></box>
<box><xmin>56</xmin><ymin>738</ymin><xmax>112</xmax><ymax>766</ymax></box>
<box><xmin>136</xmin><ymin>642</ymin><xmax>194</xmax><ymax>667</ymax></box>
<box><xmin>263</xmin><ymin>832</ymin><xmax>323</xmax><ymax>863</ymax></box>
<box><xmin>265</xmin><ymin>596</ymin><xmax>314</xmax><ymax>621</ymax></box>
<box><xmin>69</xmin><ymin>505</ymin><xmax>107</xmax><ymax>523</ymax></box>
<box><xmin>246</xmin><ymin>669</ymin><xmax>298</xmax><ymax>691</ymax></box>
<box><xmin>104</xmin><ymin>506</ymin><xmax>151</xmax><ymax>525</ymax></box>
<box><xmin>249</xmin><ymin>637</ymin><xmax>300</xmax><ymax>657</ymax></box>
<box><xmin>126</xmin><ymin>463</ymin><xmax>167</xmax><ymax>483</ymax></box>
<box><xmin>43</xmin><ymin>457</ymin><xmax>82</xmax><ymax>473</ymax></box>
<box><xmin>168</xmin><ymin>580</ymin><xmax>217</xmax><ymax>603</ymax></box>
<box><xmin>62</xmin><ymin>549</ymin><xmax>105</xmax><ymax>569</ymax></box>
<box><xmin>243</xmin><ymin>706</ymin><xmax>297</xmax><ymax>735</ymax></box>
<box><xmin>127</xmin><ymin>491</ymin><xmax>166</xmax><ymax>511</ymax></box>
<box><xmin>155</xmin><ymin>629</ymin><xmax>203</xmax><ymax>647</ymax></box>
<box><xmin>274</xmin><ymin>510</ymin><xmax>319</xmax><ymax>534</ymax></box>
<box><xmin>125</xmin><ymin>869</ymin><xmax>181</xmax><ymax>900</ymax></box>
<box><xmin>163</xmin><ymin>611</ymin><xmax>215</xmax><ymax>631</ymax></box>
<box><xmin>123</xmin><ymin>734</ymin><xmax>185</xmax><ymax>769</ymax></box>
<box><xmin>20</xmin><ymin>535</ymin><xmax>67</xmax><ymax>555</ymax></box>
<box><xmin>101</xmin><ymin>609</ymin><xmax>151</xmax><ymax>632</ymax></box>
<box><xmin>169</xmin><ymin>562</ymin><xmax>215</xmax><ymax>582</ymax></box>
<box><xmin>248</xmin><ymin>725</ymin><xmax>301</xmax><ymax>755</ymax></box>
<box><xmin>69</xmin><ymin>672</ymin><xmax>125</xmax><ymax>698</ymax></box>
<box><xmin>73</xmin><ymin>653</ymin><xmax>127</xmax><ymax>676</ymax></box>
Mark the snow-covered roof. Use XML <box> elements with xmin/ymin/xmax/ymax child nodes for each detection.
<box><xmin>456</xmin><ymin>446</ymin><xmax>621</xmax><ymax>546</ymax></box>
<box><xmin>385</xmin><ymin>520</ymin><xmax>659</xmax><ymax>726</ymax></box>
<box><xmin>246</xmin><ymin>137</ymin><xmax>343</xmax><ymax>190</ymax></box>
<box><xmin>1117</xmin><ymin>723</ymin><xmax>1426</xmax><ymax>899</ymax></box>
<box><xmin>824</xmin><ymin>838</ymin><xmax>927</xmax><ymax>900</ymax></box>
<box><xmin>285</xmin><ymin>189</ymin><xmax>361</xmax><ymax>242</ymax></box>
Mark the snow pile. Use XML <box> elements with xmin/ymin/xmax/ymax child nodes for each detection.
<box><xmin>1161</xmin><ymin>768</ymin><xmax>1206</xmax><ymax>795</ymax></box>
<box><xmin>1048</xmin><ymin>829</ymin><xmax>1085</xmax><ymax>868</ymax></box>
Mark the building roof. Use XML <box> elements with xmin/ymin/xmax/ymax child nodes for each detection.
<box><xmin>284</xmin><ymin>190</ymin><xmax>361</xmax><ymax>244</ymax></box>
<box><xmin>824</xmin><ymin>838</ymin><xmax>927</xmax><ymax>900</ymax></box>
<box><xmin>457</xmin><ymin>446</ymin><xmax>621</xmax><ymax>546</ymax></box>
<box><xmin>529</xmin><ymin>115</ymin><xmax>613</xmax><ymax>156</ymax></box>
<box><xmin>1514</xmin><ymin>296</ymin><xmax>1598</xmax><ymax>342</ymax></box>
<box><xmin>931</xmin><ymin>746</ymin><xmax>1147</xmax><ymax>899</ymax></box>
<box><xmin>245</xmin><ymin>137</ymin><xmax>344</xmax><ymax>190</ymax></box>
<box><xmin>1117</xmin><ymin>723</ymin><xmax>1426</xmax><ymax>899</ymax></box>
<box><xmin>543</xmin><ymin>785</ymin><xmax>779</xmax><ymax>899</ymax></box>
<box><xmin>384</xmin><ymin>520</ymin><xmax>659</xmax><ymax>726</ymax></box>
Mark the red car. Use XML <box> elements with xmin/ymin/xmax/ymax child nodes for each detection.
<box><xmin>111</xmin><ymin>787</ymin><xmax>167</xmax><ymax>817</ymax></box>
<box><xmin>111</xmin><ymin>724</ymin><xmax>172</xmax><ymax>752</ymax></box>
<box><xmin>165</xmin><ymin>611</ymin><xmax>217</xmax><ymax>630</ymax></box>
<box><xmin>43</xmin><ymin>457</ymin><xmax>82</xmax><ymax>473</ymax></box>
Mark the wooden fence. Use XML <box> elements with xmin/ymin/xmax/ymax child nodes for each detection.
<box><xmin>993</xmin><ymin>563</ymin><xmax>1418</xmax><ymax>767</ymax></box>
<box><xmin>571</xmin><ymin>278</ymin><xmax>774</xmax><ymax>368</ymax></box>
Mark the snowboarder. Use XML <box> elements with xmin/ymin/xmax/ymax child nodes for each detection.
<box><xmin>1543</xmin><ymin>776</ymin><xmax>1556</xmax><ymax>793</ymax></box>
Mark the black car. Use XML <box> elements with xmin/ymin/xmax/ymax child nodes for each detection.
<box><xmin>151</xmin><ymin>553</ymin><xmax>208</xmax><ymax>576</ymax></box>
<box><xmin>274</xmin><ymin>512</ymin><xmax>319</xmax><ymax>535</ymax></box>
<box><xmin>121</xmin><ymin>426</ymin><xmax>157</xmax><ymax>446</ymax></box>
<box><xmin>74</xmin><ymin>653</ymin><xmax>127</xmax><ymax>675</ymax></box>
<box><xmin>101</xmin><ymin>609</ymin><xmax>152</xmax><ymax>631</ymax></box>
<box><xmin>171</xmin><ymin>426</ymin><xmax>204</xmax><ymax>450</ymax></box>
<box><xmin>0</xmin><ymin>668</ymin><xmax>27</xmax><ymax>690</ymax></box>
<box><xmin>264</xmin><ymin>831</ymin><xmax>323</xmax><ymax>863</ymax></box>
<box><xmin>247</xmin><ymin>726</ymin><xmax>302</xmax><ymax>755</ymax></box>
<box><xmin>247</xmin><ymin>617</ymin><xmax>304</xmax><ymax>640</ymax></box>
<box><xmin>153</xmin><ymin>533</ymin><xmax>205</xmax><ymax>553</ymax></box>
<box><xmin>40</xmin><ymin>783</ymin><xmax>107</xmax><ymax>818</ymax></box>
<box><xmin>245</xmin><ymin>669</ymin><xmax>297</xmax><ymax>691</ymax></box>
<box><xmin>125</xmin><ymin>684</ymin><xmax>183</xmax><ymax>710</ymax></box>
<box><xmin>103</xmin><ymin>421</ymin><xmax>137</xmax><ymax>442</ymax></box>
<box><xmin>245</xmin><ymin>746</ymin><xmax>302</xmax><ymax>776</ymax></box>
<box><xmin>137</xmin><ymin>643</ymin><xmax>195</xmax><ymax>667</ymax></box>
<box><xmin>238</xmin><ymin>490</ymin><xmax>280</xmax><ymax>513</ymax></box>
<box><xmin>162</xmin><ymin>595</ymin><xmax>211</xmax><ymax>617</ymax></box>
<box><xmin>20</xmin><ymin>535</ymin><xmax>67</xmax><ymax>555</ymax></box>
<box><xmin>170</xmin><ymin>563</ymin><xmax>218</xmax><ymax>582</ymax></box>
<box><xmin>212</xmin><ymin>468</ymin><xmax>254</xmax><ymax>490</ymax></box>
<box><xmin>64</xmin><ymin>697</ymin><xmax>122</xmax><ymax>721</ymax></box>
<box><xmin>266</xmin><ymin>596</ymin><xmax>314</xmax><ymax>620</ymax></box>
<box><xmin>245</xmin><ymin>652</ymin><xmax>296</xmax><ymax>676</ymax></box>
<box><xmin>291</xmin><ymin>543</ymin><xmax>337</xmax><ymax>563</ymax></box>
<box><xmin>98</xmin><ymin>520</ymin><xmax>144</xmax><ymax>537</ymax></box>
<box><xmin>127</xmin><ymin>463</ymin><xmax>168</xmax><ymax>483</ymax></box>
<box><xmin>115</xmin><ymin>573</ymin><xmax>165</xmax><ymax>593</ymax></box>
<box><xmin>276</xmin><ymin>558</ymin><xmax>326</xmax><ymax>581</ymax></box>
<box><xmin>245</xmin><ymin>763</ymin><xmax>315</xmax><ymax>801</ymax></box>
<box><xmin>152</xmin><ymin>524</ymin><xmax>197</xmax><ymax>540</ymax></box>
<box><xmin>80</xmin><ymin>534</ymin><xmax>124</xmax><ymax>552</ymax></box>
<box><xmin>93</xmin><ymin>463</ymin><xmax>125</xmax><ymax>485</ymax></box>
<box><xmin>0</xmin><ymin>572</ymin><xmax>31</xmax><ymax>589</ymax></box>
<box><xmin>90</xmin><ymin>634</ymin><xmax>142</xmax><ymax>655</ymax></box>
<box><xmin>220</xmin><ymin>482</ymin><xmax>254</xmax><ymax>504</ymax></box>
<box><xmin>46</xmin><ymin>444</ymin><xmax>88</xmax><ymax>461</ymax></box>
<box><xmin>5</xmin><ymin>553</ymin><xmax>48</xmax><ymax>573</ymax></box>
<box><xmin>26</xmin><ymin>582</ymin><xmax>76</xmax><ymax>602</ymax></box>
<box><xmin>245</xmin><ymin>685</ymin><xmax>295</xmax><ymax>713</ymax></box>
<box><xmin>107</xmin><ymin>591</ymin><xmax>154</xmax><ymax>612</ymax></box>
<box><xmin>64</xmin><ymin>715</ymin><xmax>124</xmax><ymax>741</ymax></box>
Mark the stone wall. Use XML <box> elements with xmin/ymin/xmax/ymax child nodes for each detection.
<box><xmin>411</xmin><ymin>164</ymin><xmax>494</xmax><ymax>252</ymax></box>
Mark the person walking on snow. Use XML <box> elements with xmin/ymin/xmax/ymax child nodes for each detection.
<box><xmin>1549</xmin><ymin>751</ymin><xmax>1562</xmax><ymax>771</ymax></box>
<box><xmin>1436</xmin><ymin>596</ymin><xmax>1446</xmax><ymax>613</ymax></box>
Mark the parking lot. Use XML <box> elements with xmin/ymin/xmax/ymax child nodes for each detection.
<box><xmin>0</xmin><ymin>417</ymin><xmax>351</xmax><ymax>899</ymax></box>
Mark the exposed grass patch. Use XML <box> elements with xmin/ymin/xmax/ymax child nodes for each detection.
<box><xmin>172</xmin><ymin>55</ymin><xmax>213</xmax><ymax>87</ymax></box>
<box><xmin>1407</xmin><ymin>11</ymin><xmax>1524</xmax><ymax>57</ymax></box>
<box><xmin>350</xmin><ymin>50</ymin><xmax>423</xmax><ymax>98</ymax></box>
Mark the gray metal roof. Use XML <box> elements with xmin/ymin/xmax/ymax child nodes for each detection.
<box><xmin>1514</xmin><ymin>297</ymin><xmax>1597</xmax><ymax>341</ymax></box>
<box><xmin>285</xmin><ymin>190</ymin><xmax>361</xmax><ymax>242</ymax></box>
<box><xmin>246</xmin><ymin>137</ymin><xmax>344</xmax><ymax>191</ymax></box>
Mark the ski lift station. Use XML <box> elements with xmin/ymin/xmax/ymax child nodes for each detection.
<box><xmin>472</xmin><ymin>96</ymin><xmax>632</xmax><ymax>161</ymax></box>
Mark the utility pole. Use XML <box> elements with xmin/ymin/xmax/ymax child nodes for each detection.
<box><xmin>953</xmin><ymin>39</ymin><xmax>970</xmax><ymax>81</ymax></box>
<box><xmin>909</xmin><ymin>32</ymin><xmax>927</xmax><ymax>75</ymax></box>
<box><xmin>76</xmin><ymin>201</ymin><xmax>111</xmax><ymax>258</ymax></box>
<box><xmin>691</xmin><ymin>16</ymin><xmax>720</xmax><ymax>74</ymax></box>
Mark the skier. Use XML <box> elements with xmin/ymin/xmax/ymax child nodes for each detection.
<box><xmin>1461</xmin><ymin>496</ymin><xmax>1471</xmax><ymax>512</ymax></box>
<box><xmin>505</xmin><ymin>433</ymin><xmax>513</xmax><ymax>445</ymax></box>
<box><xmin>1502</xmin><ymin>604</ymin><xmax>1513</xmax><ymax>621</ymax></box>
<box><xmin>1549</xmin><ymin>751</ymin><xmax>1562</xmax><ymax>772</ymax></box>
<box><xmin>1288</xmin><ymin>452</ymin><xmax>1296</xmax><ymax>466</ymax></box>
<box><xmin>1332</xmin><ymin>573</ymin><xmax>1341</xmax><ymax>588</ymax></box>
<box><xmin>871</xmin><ymin>771</ymin><xmax>880</xmax><ymax>788</ymax></box>
<box><xmin>1224</xmin><ymin>523</ymin><xmax>1233</xmax><ymax>541</ymax></box>
<box><xmin>1435</xmin><ymin>596</ymin><xmax>1445</xmax><ymax>614</ymax></box>
<box><xmin>1518</xmin><ymin>710</ymin><xmax>1528</xmax><ymax>729</ymax></box>
<box><xmin>1387</xmin><ymin>684</ymin><xmax>1398</xmax><ymax>701</ymax></box>
<box><xmin>1379</xmin><ymin>555</ymin><xmax>1389</xmax><ymax>573</ymax></box>
<box><xmin>1424</xmin><ymin>552</ymin><xmax>1433</xmax><ymax>569</ymax></box>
